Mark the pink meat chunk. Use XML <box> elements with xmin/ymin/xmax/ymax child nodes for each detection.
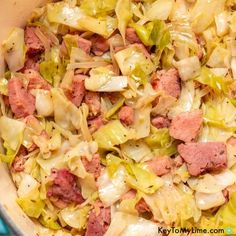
<box><xmin>11</xmin><ymin>146</ymin><xmax>28</xmax><ymax>172</ymax></box>
<box><xmin>146</xmin><ymin>156</ymin><xmax>172</xmax><ymax>176</ymax></box>
<box><xmin>81</xmin><ymin>154</ymin><xmax>101</xmax><ymax>179</ymax></box>
<box><xmin>8</xmin><ymin>77</ymin><xmax>35</xmax><ymax>118</ymax></box>
<box><xmin>78</xmin><ymin>37</ymin><xmax>92</xmax><ymax>54</ymax></box>
<box><xmin>84</xmin><ymin>92</ymin><xmax>101</xmax><ymax>117</ymax></box>
<box><xmin>121</xmin><ymin>190</ymin><xmax>151</xmax><ymax>213</ymax></box>
<box><xmin>152</xmin><ymin>68</ymin><xmax>181</xmax><ymax>98</ymax></box>
<box><xmin>24</xmin><ymin>27</ymin><xmax>44</xmax><ymax>55</ymax></box>
<box><xmin>91</xmin><ymin>35</ymin><xmax>109</xmax><ymax>56</ymax></box>
<box><xmin>169</xmin><ymin>110</ymin><xmax>203</xmax><ymax>142</ymax></box>
<box><xmin>151</xmin><ymin>116</ymin><xmax>170</xmax><ymax>129</ymax></box>
<box><xmin>21</xmin><ymin>55</ymin><xmax>40</xmax><ymax>72</ymax></box>
<box><xmin>64</xmin><ymin>74</ymin><xmax>86</xmax><ymax>107</ymax></box>
<box><xmin>178</xmin><ymin>142</ymin><xmax>227</xmax><ymax>176</ymax></box>
<box><xmin>126</xmin><ymin>28</ymin><xmax>142</xmax><ymax>44</ymax></box>
<box><xmin>47</xmin><ymin>169</ymin><xmax>84</xmax><ymax>208</ymax></box>
<box><xmin>118</xmin><ymin>106</ymin><xmax>134</xmax><ymax>126</ymax></box>
<box><xmin>25</xmin><ymin>69</ymin><xmax>51</xmax><ymax>91</ymax></box>
<box><xmin>88</xmin><ymin>116</ymin><xmax>104</xmax><ymax>133</ymax></box>
<box><xmin>85</xmin><ymin>204</ymin><xmax>111</xmax><ymax>236</ymax></box>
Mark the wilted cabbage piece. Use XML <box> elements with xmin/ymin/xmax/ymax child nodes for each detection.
<box><xmin>2</xmin><ymin>28</ymin><xmax>25</xmax><ymax>72</ymax></box>
<box><xmin>131</xmin><ymin>20</ymin><xmax>170</xmax><ymax>49</ymax></box>
<box><xmin>217</xmin><ymin>192</ymin><xmax>236</xmax><ymax>233</ymax></box>
<box><xmin>0</xmin><ymin>116</ymin><xmax>25</xmax><ymax>151</ymax></box>
<box><xmin>93</xmin><ymin>120</ymin><xmax>133</xmax><ymax>149</ymax></box>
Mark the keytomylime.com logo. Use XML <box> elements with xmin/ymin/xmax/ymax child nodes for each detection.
<box><xmin>225</xmin><ymin>227</ymin><xmax>233</xmax><ymax>235</ymax></box>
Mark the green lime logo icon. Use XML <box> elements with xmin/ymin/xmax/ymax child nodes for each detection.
<box><xmin>225</xmin><ymin>227</ymin><xmax>233</xmax><ymax>235</ymax></box>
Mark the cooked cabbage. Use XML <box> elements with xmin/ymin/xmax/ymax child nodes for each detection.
<box><xmin>2</xmin><ymin>28</ymin><xmax>25</xmax><ymax>72</ymax></box>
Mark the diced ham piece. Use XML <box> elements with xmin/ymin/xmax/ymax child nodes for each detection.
<box><xmin>84</xmin><ymin>92</ymin><xmax>101</xmax><ymax>117</ymax></box>
<box><xmin>121</xmin><ymin>190</ymin><xmax>151</xmax><ymax>213</ymax></box>
<box><xmin>78</xmin><ymin>37</ymin><xmax>92</xmax><ymax>54</ymax></box>
<box><xmin>91</xmin><ymin>35</ymin><xmax>109</xmax><ymax>56</ymax></box>
<box><xmin>81</xmin><ymin>154</ymin><xmax>101</xmax><ymax>179</ymax></box>
<box><xmin>145</xmin><ymin>156</ymin><xmax>172</xmax><ymax>176</ymax></box>
<box><xmin>25</xmin><ymin>69</ymin><xmax>51</xmax><ymax>91</ymax></box>
<box><xmin>151</xmin><ymin>116</ymin><xmax>170</xmax><ymax>129</ymax></box>
<box><xmin>85</xmin><ymin>203</ymin><xmax>111</xmax><ymax>236</ymax></box>
<box><xmin>169</xmin><ymin>110</ymin><xmax>203</xmax><ymax>142</ymax></box>
<box><xmin>11</xmin><ymin>146</ymin><xmax>28</xmax><ymax>172</ymax></box>
<box><xmin>152</xmin><ymin>69</ymin><xmax>181</xmax><ymax>98</ymax></box>
<box><xmin>21</xmin><ymin>55</ymin><xmax>40</xmax><ymax>72</ymax></box>
<box><xmin>8</xmin><ymin>77</ymin><xmax>35</xmax><ymax>118</ymax></box>
<box><xmin>118</xmin><ymin>106</ymin><xmax>134</xmax><ymax>126</ymax></box>
<box><xmin>24</xmin><ymin>27</ymin><xmax>44</xmax><ymax>56</ymax></box>
<box><xmin>126</xmin><ymin>28</ymin><xmax>142</xmax><ymax>44</ymax></box>
<box><xmin>178</xmin><ymin>142</ymin><xmax>227</xmax><ymax>176</ymax></box>
<box><xmin>88</xmin><ymin>116</ymin><xmax>104</xmax><ymax>133</ymax></box>
<box><xmin>64</xmin><ymin>74</ymin><xmax>86</xmax><ymax>107</ymax></box>
<box><xmin>47</xmin><ymin>169</ymin><xmax>84</xmax><ymax>208</ymax></box>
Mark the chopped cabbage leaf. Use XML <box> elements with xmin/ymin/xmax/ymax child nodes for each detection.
<box><xmin>215</xmin><ymin>11</ymin><xmax>229</xmax><ymax>37</ymax></box>
<box><xmin>188</xmin><ymin>170</ymin><xmax>236</xmax><ymax>194</ymax></box>
<box><xmin>17</xmin><ymin>197</ymin><xmax>45</xmax><ymax>219</ymax></box>
<box><xmin>146</xmin><ymin>0</ymin><xmax>174</xmax><ymax>21</ymax></box>
<box><xmin>60</xmin><ymin>206</ymin><xmax>91</xmax><ymax>229</ymax></box>
<box><xmin>0</xmin><ymin>142</ymin><xmax>18</xmax><ymax>164</ymax></box>
<box><xmin>168</xmin><ymin>80</ymin><xmax>204</xmax><ymax>118</ymax></box>
<box><xmin>34</xmin><ymin>90</ymin><xmax>54</xmax><ymax>117</ymax></box>
<box><xmin>202</xmin><ymin>96</ymin><xmax>236</xmax><ymax>131</ymax></box>
<box><xmin>39</xmin><ymin>47</ymin><xmax>65</xmax><ymax>85</ymax></box>
<box><xmin>125</xmin><ymin>163</ymin><xmax>163</xmax><ymax>194</ymax></box>
<box><xmin>174</xmin><ymin>56</ymin><xmax>201</xmax><ymax>81</ymax></box>
<box><xmin>98</xmin><ymin>167</ymin><xmax>129</xmax><ymax>206</ymax></box>
<box><xmin>63</xmin><ymin>34</ymin><xmax>79</xmax><ymax>56</ymax></box>
<box><xmin>80</xmin><ymin>0</ymin><xmax>117</xmax><ymax>16</ymax></box>
<box><xmin>79</xmin><ymin>174</ymin><xmax>98</xmax><ymax>199</ymax></box>
<box><xmin>190</xmin><ymin>0</ymin><xmax>226</xmax><ymax>33</ymax></box>
<box><xmin>47</xmin><ymin>2</ymin><xmax>85</xmax><ymax>30</ymax></box>
<box><xmin>39</xmin><ymin>209</ymin><xmax>61</xmax><ymax>230</ymax></box>
<box><xmin>143</xmin><ymin>184</ymin><xmax>201</xmax><ymax>225</ymax></box>
<box><xmin>93</xmin><ymin>120</ymin><xmax>133</xmax><ymax>149</ymax></box>
<box><xmin>105</xmin><ymin>98</ymin><xmax>125</xmax><ymax>119</ymax></box>
<box><xmin>131</xmin><ymin>20</ymin><xmax>170</xmax><ymax>49</ymax></box>
<box><xmin>206</xmin><ymin>45</ymin><xmax>230</xmax><ymax>68</ymax></box>
<box><xmin>195</xmin><ymin>67</ymin><xmax>232</xmax><ymax>94</ymax></box>
<box><xmin>144</xmin><ymin>127</ymin><xmax>177</xmax><ymax>156</ymax></box>
<box><xmin>216</xmin><ymin>191</ymin><xmax>236</xmax><ymax>233</ymax></box>
<box><xmin>0</xmin><ymin>77</ymin><xmax>8</xmax><ymax>96</ymax></box>
<box><xmin>133</xmin><ymin>105</ymin><xmax>151</xmax><ymax>139</ymax></box>
<box><xmin>37</xmin><ymin>152</ymin><xmax>66</xmax><ymax>176</ymax></box>
<box><xmin>114</xmin><ymin>45</ymin><xmax>154</xmax><ymax>76</ymax></box>
<box><xmin>105</xmin><ymin>155</ymin><xmax>162</xmax><ymax>194</ymax></box>
<box><xmin>85</xmin><ymin>67</ymin><xmax>128</xmax><ymax>92</ymax></box>
<box><xmin>2</xmin><ymin>27</ymin><xmax>25</xmax><ymax>72</ymax></box>
<box><xmin>121</xmin><ymin>140</ymin><xmax>153</xmax><ymax>162</ymax></box>
<box><xmin>115</xmin><ymin>0</ymin><xmax>132</xmax><ymax>43</ymax></box>
<box><xmin>0</xmin><ymin>116</ymin><xmax>25</xmax><ymax>151</ymax></box>
<box><xmin>17</xmin><ymin>174</ymin><xmax>44</xmax><ymax>218</ymax></box>
<box><xmin>105</xmin><ymin>212</ymin><xmax>161</xmax><ymax>236</ymax></box>
<box><xmin>195</xmin><ymin>191</ymin><xmax>226</xmax><ymax>210</ymax></box>
<box><xmin>17</xmin><ymin>174</ymin><xmax>40</xmax><ymax>198</ymax></box>
<box><xmin>51</xmin><ymin>88</ymin><xmax>91</xmax><ymax>140</ymax></box>
<box><xmin>77</xmin><ymin>16</ymin><xmax>115</xmax><ymax>37</ymax></box>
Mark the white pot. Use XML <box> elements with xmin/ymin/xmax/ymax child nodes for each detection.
<box><xmin>0</xmin><ymin>1</ymin><xmax>49</xmax><ymax>235</ymax></box>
